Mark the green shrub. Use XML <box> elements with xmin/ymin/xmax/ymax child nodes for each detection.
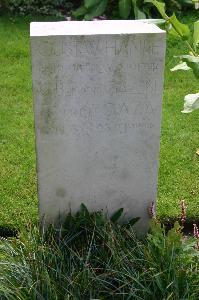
<box><xmin>72</xmin><ymin>0</ymin><xmax>196</xmax><ymax>20</ymax></box>
<box><xmin>1</xmin><ymin>0</ymin><xmax>80</xmax><ymax>16</ymax></box>
<box><xmin>147</xmin><ymin>220</ymin><xmax>199</xmax><ymax>299</ymax></box>
<box><xmin>0</xmin><ymin>0</ymin><xmax>196</xmax><ymax>17</ymax></box>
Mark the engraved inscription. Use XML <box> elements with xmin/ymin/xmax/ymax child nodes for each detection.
<box><xmin>36</xmin><ymin>36</ymin><xmax>164</xmax><ymax>58</ymax></box>
<box><xmin>34</xmin><ymin>34</ymin><xmax>163</xmax><ymax>136</ymax></box>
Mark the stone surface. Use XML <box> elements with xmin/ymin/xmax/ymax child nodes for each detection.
<box><xmin>30</xmin><ymin>20</ymin><xmax>166</xmax><ymax>234</ymax></box>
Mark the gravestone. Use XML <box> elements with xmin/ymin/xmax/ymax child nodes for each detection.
<box><xmin>30</xmin><ymin>21</ymin><xmax>166</xmax><ymax>234</ymax></box>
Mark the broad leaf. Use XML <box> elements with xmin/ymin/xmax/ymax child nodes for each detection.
<box><xmin>110</xmin><ymin>208</ymin><xmax>124</xmax><ymax>223</ymax></box>
<box><xmin>119</xmin><ymin>0</ymin><xmax>132</xmax><ymax>19</ymax></box>
<box><xmin>84</xmin><ymin>0</ymin><xmax>101</xmax><ymax>9</ymax></box>
<box><xmin>84</xmin><ymin>0</ymin><xmax>107</xmax><ymax>20</ymax></box>
<box><xmin>132</xmin><ymin>0</ymin><xmax>145</xmax><ymax>19</ymax></box>
<box><xmin>72</xmin><ymin>5</ymin><xmax>87</xmax><ymax>18</ymax></box>
<box><xmin>181</xmin><ymin>93</ymin><xmax>199</xmax><ymax>113</ymax></box>
<box><xmin>169</xmin><ymin>13</ymin><xmax>190</xmax><ymax>40</ymax></box>
<box><xmin>137</xmin><ymin>9</ymin><xmax>146</xmax><ymax>19</ymax></box>
<box><xmin>145</xmin><ymin>0</ymin><xmax>167</xmax><ymax>19</ymax></box>
<box><xmin>132</xmin><ymin>0</ymin><xmax>146</xmax><ymax>20</ymax></box>
<box><xmin>141</xmin><ymin>6</ymin><xmax>151</xmax><ymax>18</ymax></box>
<box><xmin>95</xmin><ymin>212</ymin><xmax>106</xmax><ymax>226</ymax></box>
<box><xmin>178</xmin><ymin>55</ymin><xmax>199</xmax><ymax>78</ymax></box>
<box><xmin>166</xmin><ymin>23</ymin><xmax>181</xmax><ymax>38</ymax></box>
<box><xmin>170</xmin><ymin>62</ymin><xmax>191</xmax><ymax>72</ymax></box>
<box><xmin>193</xmin><ymin>20</ymin><xmax>199</xmax><ymax>48</ymax></box>
<box><xmin>132</xmin><ymin>0</ymin><xmax>137</xmax><ymax>18</ymax></box>
<box><xmin>80</xmin><ymin>203</ymin><xmax>90</xmax><ymax>217</ymax></box>
<box><xmin>127</xmin><ymin>217</ymin><xmax>140</xmax><ymax>226</ymax></box>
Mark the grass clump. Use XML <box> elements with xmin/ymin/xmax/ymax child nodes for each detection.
<box><xmin>0</xmin><ymin>208</ymin><xmax>198</xmax><ymax>300</ymax></box>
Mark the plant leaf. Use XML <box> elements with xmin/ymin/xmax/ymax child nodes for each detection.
<box><xmin>169</xmin><ymin>13</ymin><xmax>190</xmax><ymax>40</ymax></box>
<box><xmin>181</xmin><ymin>93</ymin><xmax>199</xmax><ymax>113</ymax></box>
<box><xmin>166</xmin><ymin>23</ymin><xmax>181</xmax><ymax>38</ymax></box>
<box><xmin>193</xmin><ymin>20</ymin><xmax>199</xmax><ymax>48</ymax></box>
<box><xmin>137</xmin><ymin>9</ymin><xmax>146</xmax><ymax>19</ymax></box>
<box><xmin>95</xmin><ymin>212</ymin><xmax>106</xmax><ymax>226</ymax></box>
<box><xmin>72</xmin><ymin>5</ymin><xmax>87</xmax><ymax>18</ymax></box>
<box><xmin>84</xmin><ymin>0</ymin><xmax>108</xmax><ymax>20</ymax></box>
<box><xmin>110</xmin><ymin>208</ymin><xmax>124</xmax><ymax>223</ymax></box>
<box><xmin>80</xmin><ymin>203</ymin><xmax>90</xmax><ymax>217</ymax></box>
<box><xmin>84</xmin><ymin>0</ymin><xmax>101</xmax><ymax>9</ymax></box>
<box><xmin>134</xmin><ymin>6</ymin><xmax>146</xmax><ymax>19</ymax></box>
<box><xmin>144</xmin><ymin>0</ymin><xmax>167</xmax><ymax>19</ymax></box>
<box><xmin>146</xmin><ymin>1</ymin><xmax>190</xmax><ymax>41</ymax></box>
<box><xmin>178</xmin><ymin>55</ymin><xmax>199</xmax><ymax>78</ymax></box>
<box><xmin>127</xmin><ymin>217</ymin><xmax>140</xmax><ymax>226</ymax></box>
<box><xmin>132</xmin><ymin>0</ymin><xmax>145</xmax><ymax>19</ymax></box>
<box><xmin>119</xmin><ymin>0</ymin><xmax>132</xmax><ymax>19</ymax></box>
<box><xmin>170</xmin><ymin>62</ymin><xmax>191</xmax><ymax>72</ymax></box>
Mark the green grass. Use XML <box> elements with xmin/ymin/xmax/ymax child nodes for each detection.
<box><xmin>0</xmin><ymin>209</ymin><xmax>199</xmax><ymax>299</ymax></box>
<box><xmin>0</xmin><ymin>16</ymin><xmax>37</xmax><ymax>230</ymax></box>
<box><xmin>158</xmin><ymin>12</ymin><xmax>199</xmax><ymax>223</ymax></box>
<box><xmin>0</xmin><ymin>13</ymin><xmax>199</xmax><ymax>230</ymax></box>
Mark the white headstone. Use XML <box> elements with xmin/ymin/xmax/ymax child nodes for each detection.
<box><xmin>30</xmin><ymin>21</ymin><xmax>166</xmax><ymax>234</ymax></box>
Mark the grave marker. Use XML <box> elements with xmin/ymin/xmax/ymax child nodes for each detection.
<box><xmin>30</xmin><ymin>21</ymin><xmax>166</xmax><ymax>233</ymax></box>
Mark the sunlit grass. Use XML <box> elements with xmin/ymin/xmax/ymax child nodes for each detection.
<box><xmin>158</xmin><ymin>12</ymin><xmax>199</xmax><ymax>222</ymax></box>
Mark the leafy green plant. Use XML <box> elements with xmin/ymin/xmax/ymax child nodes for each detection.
<box><xmin>165</xmin><ymin>0</ymin><xmax>197</xmax><ymax>14</ymax></box>
<box><xmin>72</xmin><ymin>0</ymin><xmax>149</xmax><ymax>20</ymax></box>
<box><xmin>146</xmin><ymin>219</ymin><xmax>199</xmax><ymax>299</ymax></box>
<box><xmin>4</xmin><ymin>0</ymin><xmax>77</xmax><ymax>16</ymax></box>
<box><xmin>73</xmin><ymin>0</ymin><xmax>196</xmax><ymax>20</ymax></box>
<box><xmin>146</xmin><ymin>0</ymin><xmax>199</xmax><ymax>113</ymax></box>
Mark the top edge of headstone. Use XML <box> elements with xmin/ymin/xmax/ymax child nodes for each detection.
<box><xmin>30</xmin><ymin>20</ymin><xmax>165</xmax><ymax>37</ymax></box>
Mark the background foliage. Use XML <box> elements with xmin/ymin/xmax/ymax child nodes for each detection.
<box><xmin>0</xmin><ymin>0</ymin><xmax>79</xmax><ymax>16</ymax></box>
<box><xmin>0</xmin><ymin>0</ymin><xmax>196</xmax><ymax>17</ymax></box>
<box><xmin>73</xmin><ymin>0</ymin><xmax>196</xmax><ymax>20</ymax></box>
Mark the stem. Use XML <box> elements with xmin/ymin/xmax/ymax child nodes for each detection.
<box><xmin>185</xmin><ymin>41</ymin><xmax>197</xmax><ymax>56</ymax></box>
<box><xmin>156</xmin><ymin>6</ymin><xmax>198</xmax><ymax>56</ymax></box>
<box><xmin>167</xmin><ymin>21</ymin><xmax>198</xmax><ymax>56</ymax></box>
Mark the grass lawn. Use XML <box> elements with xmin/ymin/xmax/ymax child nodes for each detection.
<box><xmin>0</xmin><ymin>13</ymin><xmax>199</xmax><ymax>231</ymax></box>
